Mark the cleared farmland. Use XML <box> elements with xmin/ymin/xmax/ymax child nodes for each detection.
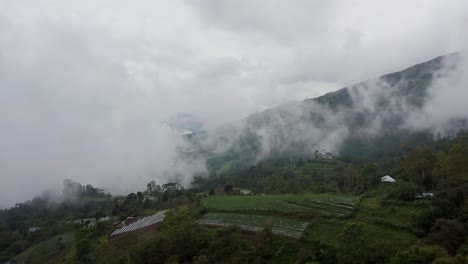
<box><xmin>202</xmin><ymin>193</ymin><xmax>357</xmax><ymax>218</ymax></box>
<box><xmin>198</xmin><ymin>212</ymin><xmax>308</xmax><ymax>238</ymax></box>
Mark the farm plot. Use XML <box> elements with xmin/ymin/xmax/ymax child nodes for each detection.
<box><xmin>285</xmin><ymin>196</ymin><xmax>356</xmax><ymax>217</ymax></box>
<box><xmin>111</xmin><ymin>210</ymin><xmax>166</xmax><ymax>236</ymax></box>
<box><xmin>202</xmin><ymin>193</ymin><xmax>357</xmax><ymax>217</ymax></box>
<box><xmin>198</xmin><ymin>212</ymin><xmax>308</xmax><ymax>238</ymax></box>
<box><xmin>14</xmin><ymin>233</ymin><xmax>74</xmax><ymax>264</ymax></box>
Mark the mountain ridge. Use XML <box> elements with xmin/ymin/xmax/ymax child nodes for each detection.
<box><xmin>190</xmin><ymin>53</ymin><xmax>465</xmax><ymax>172</ymax></box>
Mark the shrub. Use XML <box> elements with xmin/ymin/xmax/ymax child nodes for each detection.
<box><xmin>381</xmin><ymin>181</ymin><xmax>419</xmax><ymax>205</ymax></box>
<box><xmin>426</xmin><ymin>219</ymin><xmax>466</xmax><ymax>255</ymax></box>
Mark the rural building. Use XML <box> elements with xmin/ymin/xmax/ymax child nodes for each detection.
<box><xmin>240</xmin><ymin>189</ymin><xmax>253</xmax><ymax>195</ymax></box>
<box><xmin>381</xmin><ymin>175</ymin><xmax>396</xmax><ymax>183</ymax></box>
<box><xmin>416</xmin><ymin>192</ymin><xmax>434</xmax><ymax>198</ymax></box>
<box><xmin>73</xmin><ymin>218</ymin><xmax>93</xmax><ymax>225</ymax></box>
<box><xmin>28</xmin><ymin>227</ymin><xmax>42</xmax><ymax>233</ymax></box>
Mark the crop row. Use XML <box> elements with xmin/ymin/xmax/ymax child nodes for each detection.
<box><xmin>198</xmin><ymin>213</ymin><xmax>309</xmax><ymax>238</ymax></box>
<box><xmin>202</xmin><ymin>193</ymin><xmax>358</xmax><ymax>218</ymax></box>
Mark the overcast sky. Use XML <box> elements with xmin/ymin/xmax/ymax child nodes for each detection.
<box><xmin>0</xmin><ymin>0</ymin><xmax>467</xmax><ymax>208</ymax></box>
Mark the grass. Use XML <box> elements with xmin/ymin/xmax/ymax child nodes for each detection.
<box><xmin>14</xmin><ymin>233</ymin><xmax>74</xmax><ymax>264</ymax></box>
<box><xmin>303</xmin><ymin>218</ymin><xmax>348</xmax><ymax>245</ymax></box>
<box><xmin>202</xmin><ymin>193</ymin><xmax>357</xmax><ymax>218</ymax></box>
<box><xmin>356</xmin><ymin>196</ymin><xmax>420</xmax><ymax>227</ymax></box>
<box><xmin>198</xmin><ymin>212</ymin><xmax>309</xmax><ymax>238</ymax></box>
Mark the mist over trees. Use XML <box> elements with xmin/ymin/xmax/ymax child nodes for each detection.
<box><xmin>1</xmin><ymin>1</ymin><xmax>468</xmax><ymax>263</ymax></box>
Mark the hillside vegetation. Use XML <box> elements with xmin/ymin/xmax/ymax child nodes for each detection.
<box><xmin>1</xmin><ymin>54</ymin><xmax>468</xmax><ymax>263</ymax></box>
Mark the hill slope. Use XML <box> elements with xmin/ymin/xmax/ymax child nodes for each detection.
<box><xmin>190</xmin><ymin>53</ymin><xmax>465</xmax><ymax>172</ymax></box>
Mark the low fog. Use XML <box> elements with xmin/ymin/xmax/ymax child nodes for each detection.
<box><xmin>407</xmin><ymin>54</ymin><xmax>468</xmax><ymax>133</ymax></box>
<box><xmin>1</xmin><ymin>0</ymin><xmax>467</xmax><ymax>208</ymax></box>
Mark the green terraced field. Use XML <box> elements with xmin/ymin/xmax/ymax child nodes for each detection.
<box><xmin>202</xmin><ymin>193</ymin><xmax>357</xmax><ymax>217</ymax></box>
<box><xmin>198</xmin><ymin>212</ymin><xmax>309</xmax><ymax>238</ymax></box>
<box><xmin>14</xmin><ymin>233</ymin><xmax>74</xmax><ymax>264</ymax></box>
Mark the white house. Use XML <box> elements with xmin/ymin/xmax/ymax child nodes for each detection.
<box><xmin>28</xmin><ymin>227</ymin><xmax>42</xmax><ymax>232</ymax></box>
<box><xmin>381</xmin><ymin>175</ymin><xmax>396</xmax><ymax>183</ymax></box>
<box><xmin>416</xmin><ymin>192</ymin><xmax>434</xmax><ymax>199</ymax></box>
<box><xmin>240</xmin><ymin>189</ymin><xmax>253</xmax><ymax>195</ymax></box>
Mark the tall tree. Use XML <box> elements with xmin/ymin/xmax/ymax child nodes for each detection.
<box><xmin>435</xmin><ymin>144</ymin><xmax>468</xmax><ymax>182</ymax></box>
<box><xmin>403</xmin><ymin>147</ymin><xmax>437</xmax><ymax>189</ymax></box>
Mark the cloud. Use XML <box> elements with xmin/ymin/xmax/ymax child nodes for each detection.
<box><xmin>0</xmin><ymin>0</ymin><xmax>467</xmax><ymax>207</ymax></box>
<box><xmin>188</xmin><ymin>0</ymin><xmax>467</xmax><ymax>84</ymax></box>
<box><xmin>406</xmin><ymin>53</ymin><xmax>468</xmax><ymax>134</ymax></box>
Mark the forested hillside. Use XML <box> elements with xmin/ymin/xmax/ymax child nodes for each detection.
<box><xmin>2</xmin><ymin>54</ymin><xmax>468</xmax><ymax>264</ymax></box>
<box><xmin>192</xmin><ymin>53</ymin><xmax>465</xmax><ymax>174</ymax></box>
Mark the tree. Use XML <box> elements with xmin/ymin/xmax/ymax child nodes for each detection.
<box><xmin>63</xmin><ymin>179</ymin><xmax>82</xmax><ymax>197</ymax></box>
<box><xmin>390</xmin><ymin>245</ymin><xmax>449</xmax><ymax>264</ymax></box>
<box><xmin>146</xmin><ymin>180</ymin><xmax>156</xmax><ymax>194</ymax></box>
<box><xmin>412</xmin><ymin>208</ymin><xmax>441</xmax><ymax>235</ymax></box>
<box><xmin>435</xmin><ymin>187</ymin><xmax>467</xmax><ymax>219</ymax></box>
<box><xmin>94</xmin><ymin>211</ymin><xmax>104</xmax><ymax>221</ymax></box>
<box><xmin>207</xmin><ymin>225</ymin><xmax>252</xmax><ymax>263</ymax></box>
<box><xmin>76</xmin><ymin>239</ymin><xmax>92</xmax><ymax>261</ymax></box>
<box><xmin>129</xmin><ymin>209</ymin><xmax>212</xmax><ymax>263</ymax></box>
<box><xmin>337</xmin><ymin>223</ymin><xmax>368</xmax><ymax>263</ymax></box>
<box><xmin>360</xmin><ymin>163</ymin><xmax>383</xmax><ymax>189</ymax></box>
<box><xmin>192</xmin><ymin>176</ymin><xmax>209</xmax><ymax>192</ymax></box>
<box><xmin>435</xmin><ymin>144</ymin><xmax>468</xmax><ymax>182</ymax></box>
<box><xmin>256</xmin><ymin>220</ymin><xmax>274</xmax><ymax>258</ymax></box>
<box><xmin>193</xmin><ymin>255</ymin><xmax>209</xmax><ymax>264</ymax></box>
<box><xmin>185</xmin><ymin>192</ymin><xmax>199</xmax><ymax>215</ymax></box>
<box><xmin>336</xmin><ymin>165</ymin><xmax>360</xmax><ymax>193</ymax></box>
<box><xmin>127</xmin><ymin>193</ymin><xmax>137</xmax><ymax>200</ymax></box>
<box><xmin>403</xmin><ymin>147</ymin><xmax>437</xmax><ymax>189</ymax></box>
<box><xmin>426</xmin><ymin>219</ymin><xmax>466</xmax><ymax>255</ymax></box>
<box><xmin>137</xmin><ymin>192</ymin><xmax>144</xmax><ymax>201</ymax></box>
<box><xmin>224</xmin><ymin>185</ymin><xmax>234</xmax><ymax>195</ymax></box>
<box><xmin>383</xmin><ymin>181</ymin><xmax>418</xmax><ymax>203</ymax></box>
<box><xmin>84</xmin><ymin>184</ymin><xmax>98</xmax><ymax>196</ymax></box>
<box><xmin>129</xmin><ymin>235</ymin><xmax>171</xmax><ymax>263</ymax></box>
